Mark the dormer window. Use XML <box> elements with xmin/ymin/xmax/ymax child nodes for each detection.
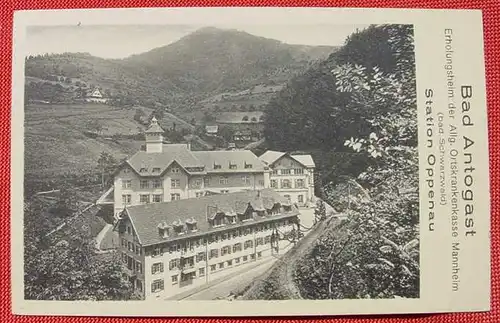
<box><xmin>172</xmin><ymin>220</ymin><xmax>184</xmax><ymax>234</ymax></box>
<box><xmin>140</xmin><ymin>167</ymin><xmax>148</xmax><ymax>173</ymax></box>
<box><xmin>123</xmin><ymin>168</ymin><xmax>130</xmax><ymax>174</ymax></box>
<box><xmin>229</xmin><ymin>162</ymin><xmax>237</xmax><ymax>170</ymax></box>
<box><xmin>152</xmin><ymin>167</ymin><xmax>161</xmax><ymax>173</ymax></box>
<box><xmin>157</xmin><ymin>222</ymin><xmax>171</xmax><ymax>238</ymax></box>
<box><xmin>214</xmin><ymin>163</ymin><xmax>221</xmax><ymax>170</ymax></box>
<box><xmin>171</xmin><ymin>167</ymin><xmax>180</xmax><ymax>173</ymax></box>
<box><xmin>186</xmin><ymin>218</ymin><xmax>198</xmax><ymax>232</ymax></box>
<box><xmin>244</xmin><ymin>162</ymin><xmax>252</xmax><ymax>169</ymax></box>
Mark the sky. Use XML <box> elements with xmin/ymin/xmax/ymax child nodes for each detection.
<box><xmin>26</xmin><ymin>24</ymin><xmax>368</xmax><ymax>59</ymax></box>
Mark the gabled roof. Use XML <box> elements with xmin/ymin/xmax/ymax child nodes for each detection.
<box><xmin>205</xmin><ymin>125</ymin><xmax>218</xmax><ymax>133</ymax></box>
<box><xmin>258</xmin><ymin>150</ymin><xmax>286</xmax><ymax>166</ymax></box>
<box><xmin>122</xmin><ymin>188</ymin><xmax>298</xmax><ymax>246</ymax></box>
<box><xmin>192</xmin><ymin>150</ymin><xmax>267</xmax><ymax>173</ymax></box>
<box><xmin>126</xmin><ymin>145</ymin><xmax>204</xmax><ymax>176</ymax></box>
<box><xmin>145</xmin><ymin>117</ymin><xmax>165</xmax><ymax>134</ymax></box>
<box><xmin>258</xmin><ymin>150</ymin><xmax>315</xmax><ymax>168</ymax></box>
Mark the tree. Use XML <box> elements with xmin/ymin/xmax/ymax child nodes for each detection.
<box><xmin>97</xmin><ymin>152</ymin><xmax>118</xmax><ymax>188</ymax></box>
<box><xmin>314</xmin><ymin>200</ymin><xmax>327</xmax><ymax>223</ymax></box>
<box><xmin>24</xmin><ymin>222</ymin><xmax>133</xmax><ymax>301</ymax></box>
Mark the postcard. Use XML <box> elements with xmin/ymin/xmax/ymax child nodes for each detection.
<box><xmin>11</xmin><ymin>7</ymin><xmax>490</xmax><ymax>316</ymax></box>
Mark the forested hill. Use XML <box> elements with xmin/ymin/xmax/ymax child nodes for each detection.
<box><xmin>24</xmin><ymin>27</ymin><xmax>335</xmax><ymax>111</ymax></box>
<box><xmin>263</xmin><ymin>24</ymin><xmax>416</xmax><ymax>153</ymax></box>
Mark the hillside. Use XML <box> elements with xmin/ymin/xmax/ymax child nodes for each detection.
<box><xmin>25</xmin><ymin>27</ymin><xmax>336</xmax><ymax>115</ymax></box>
<box><xmin>24</xmin><ymin>103</ymin><xmax>153</xmax><ymax>181</ymax></box>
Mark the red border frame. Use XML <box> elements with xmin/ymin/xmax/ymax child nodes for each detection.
<box><xmin>1</xmin><ymin>0</ymin><xmax>498</xmax><ymax>322</ymax></box>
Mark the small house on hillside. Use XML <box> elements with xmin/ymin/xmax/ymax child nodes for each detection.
<box><xmin>205</xmin><ymin>125</ymin><xmax>219</xmax><ymax>137</ymax></box>
<box><xmin>85</xmin><ymin>88</ymin><xmax>108</xmax><ymax>104</ymax></box>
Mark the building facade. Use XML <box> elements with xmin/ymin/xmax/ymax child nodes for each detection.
<box><xmin>85</xmin><ymin>88</ymin><xmax>107</xmax><ymax>103</ymax></box>
<box><xmin>116</xmin><ymin>189</ymin><xmax>299</xmax><ymax>300</ymax></box>
<box><xmin>259</xmin><ymin>151</ymin><xmax>316</xmax><ymax>207</ymax></box>
<box><xmin>97</xmin><ymin>118</ymin><xmax>271</xmax><ymax>217</ymax></box>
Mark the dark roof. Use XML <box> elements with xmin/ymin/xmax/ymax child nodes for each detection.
<box><xmin>216</xmin><ymin>112</ymin><xmax>264</xmax><ymax>124</ymax></box>
<box><xmin>192</xmin><ymin>150</ymin><xmax>267</xmax><ymax>173</ymax></box>
<box><xmin>126</xmin><ymin>145</ymin><xmax>204</xmax><ymax>176</ymax></box>
<box><xmin>124</xmin><ymin>188</ymin><xmax>298</xmax><ymax>246</ymax></box>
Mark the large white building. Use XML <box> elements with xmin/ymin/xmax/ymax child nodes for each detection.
<box><xmin>97</xmin><ymin>117</ymin><xmax>271</xmax><ymax>217</ymax></box>
<box><xmin>97</xmin><ymin>118</ymin><xmax>316</xmax><ymax>217</ymax></box>
<box><xmin>116</xmin><ymin>188</ymin><xmax>299</xmax><ymax>300</ymax></box>
<box><xmin>259</xmin><ymin>151</ymin><xmax>316</xmax><ymax>207</ymax></box>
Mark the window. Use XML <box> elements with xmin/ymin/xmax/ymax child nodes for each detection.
<box><xmin>135</xmin><ymin>261</ymin><xmax>142</xmax><ymax>273</ymax></box>
<box><xmin>121</xmin><ymin>238</ymin><xmax>126</xmax><ymax>247</ymax></box>
<box><xmin>244</xmin><ymin>162</ymin><xmax>253</xmax><ymax>169</ymax></box>
<box><xmin>127</xmin><ymin>226</ymin><xmax>131</xmax><ymax>235</ymax></box>
<box><xmin>122</xmin><ymin>194</ymin><xmax>131</xmax><ymax>205</ymax></box>
<box><xmin>281</xmin><ymin>179</ymin><xmax>291</xmax><ymax>188</ymax></box>
<box><xmin>298</xmin><ymin>195</ymin><xmax>304</xmax><ymax>203</ymax></box>
<box><xmin>136</xmin><ymin>279</ymin><xmax>143</xmax><ymax>292</ymax></box>
<box><xmin>281</xmin><ymin>169</ymin><xmax>291</xmax><ymax>175</ymax></box>
<box><xmin>171</xmin><ymin>167</ymin><xmax>180</xmax><ymax>173</ymax></box>
<box><xmin>242</xmin><ymin>176</ymin><xmax>250</xmax><ymax>185</ymax></box>
<box><xmin>199</xmin><ymin>268</ymin><xmax>205</xmax><ymax>276</ymax></box>
<box><xmin>194</xmin><ymin>179</ymin><xmax>202</xmax><ymax>187</ymax></box>
<box><xmin>295</xmin><ymin>179</ymin><xmax>304</xmax><ymax>188</ymax></box>
<box><xmin>128</xmin><ymin>242</ymin><xmax>133</xmax><ymax>252</ymax></box>
<box><xmin>221</xmin><ymin>245</ymin><xmax>231</xmax><ymax>256</ymax></box>
<box><xmin>214</xmin><ymin>164</ymin><xmax>222</xmax><ymax>170</ymax></box>
<box><xmin>153</xmin><ymin>246</ymin><xmax>162</xmax><ymax>257</ymax></box>
<box><xmin>152</xmin><ymin>167</ymin><xmax>161</xmax><ymax>174</ymax></box>
<box><xmin>169</xmin><ymin>259</ymin><xmax>180</xmax><ymax>270</ymax></box>
<box><xmin>272</xmin><ymin>169</ymin><xmax>278</xmax><ymax>175</ymax></box>
<box><xmin>210</xmin><ymin>249</ymin><xmax>219</xmax><ymax>259</ymax></box>
<box><xmin>233</xmin><ymin>243</ymin><xmax>242</xmax><ymax>253</ymax></box>
<box><xmin>152</xmin><ymin>262</ymin><xmax>164</xmax><ymax>274</ymax></box>
<box><xmin>284</xmin><ymin>194</ymin><xmax>291</xmax><ymax>201</ymax></box>
<box><xmin>140</xmin><ymin>180</ymin><xmax>149</xmax><ymax>189</ymax></box>
<box><xmin>270</xmin><ymin>180</ymin><xmax>278</xmax><ymax>188</ymax></box>
<box><xmin>220</xmin><ymin>190</ymin><xmax>229</xmax><ymax>194</ymax></box>
<box><xmin>122</xmin><ymin>180</ymin><xmax>132</xmax><ymax>189</ymax></box>
<box><xmin>121</xmin><ymin>251</ymin><xmax>127</xmax><ymax>264</ymax></box>
<box><xmin>151</xmin><ymin>279</ymin><xmax>164</xmax><ymax>292</ymax></box>
<box><xmin>153</xmin><ymin>179</ymin><xmax>162</xmax><ymax>188</ymax></box>
<box><xmin>140</xmin><ymin>167</ymin><xmax>147</xmax><ymax>173</ymax></box>
<box><xmin>171</xmin><ymin>193</ymin><xmax>180</xmax><ymax>201</ymax></box>
<box><xmin>227</xmin><ymin>260</ymin><xmax>233</xmax><ymax>266</ymax></box>
<box><xmin>152</xmin><ymin>194</ymin><xmax>163</xmax><ymax>203</ymax></box>
<box><xmin>258</xmin><ymin>180</ymin><xmax>264</xmax><ymax>187</ymax></box>
<box><xmin>229</xmin><ymin>163</ymin><xmax>237</xmax><ymax>170</ymax></box>
<box><xmin>235</xmin><ymin>257</ymin><xmax>240</xmax><ymax>264</ymax></box>
<box><xmin>244</xmin><ymin>240</ymin><xmax>253</xmax><ymax>250</ymax></box>
<box><xmin>265</xmin><ymin>236</ymin><xmax>271</xmax><ymax>244</ymax></box>
<box><xmin>256</xmin><ymin>237</ymin><xmax>264</xmax><ymax>246</ymax></box>
<box><xmin>257</xmin><ymin>252</ymin><xmax>262</xmax><ymax>258</ymax></box>
<box><xmin>135</xmin><ymin>244</ymin><xmax>141</xmax><ymax>255</ymax></box>
<box><xmin>171</xmin><ymin>179</ymin><xmax>180</xmax><ymax>188</ymax></box>
<box><xmin>250</xmin><ymin>253</ymin><xmax>256</xmax><ymax>260</ymax></box>
<box><xmin>196</xmin><ymin>252</ymin><xmax>205</xmax><ymax>262</ymax></box>
<box><xmin>219</xmin><ymin>176</ymin><xmax>228</xmax><ymax>185</ymax></box>
<box><xmin>219</xmin><ymin>262</ymin><xmax>224</xmax><ymax>269</ymax></box>
<box><xmin>203</xmin><ymin>177</ymin><xmax>210</xmax><ymax>186</ymax></box>
<box><xmin>171</xmin><ymin>275</ymin><xmax>178</xmax><ymax>284</ymax></box>
<box><xmin>243</xmin><ymin>255</ymin><xmax>248</xmax><ymax>261</ymax></box>
<box><xmin>140</xmin><ymin>194</ymin><xmax>150</xmax><ymax>204</ymax></box>
<box><xmin>210</xmin><ymin>264</ymin><xmax>217</xmax><ymax>272</ymax></box>
<box><xmin>123</xmin><ymin>168</ymin><xmax>130</xmax><ymax>174</ymax></box>
<box><xmin>294</xmin><ymin>168</ymin><xmax>304</xmax><ymax>175</ymax></box>
<box><xmin>196</xmin><ymin>192</ymin><xmax>204</xmax><ymax>198</ymax></box>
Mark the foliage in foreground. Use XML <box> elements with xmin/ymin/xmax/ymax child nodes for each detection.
<box><xmin>293</xmin><ymin>24</ymin><xmax>419</xmax><ymax>299</ymax></box>
<box><xmin>24</xmin><ymin>200</ymin><xmax>133</xmax><ymax>301</ymax></box>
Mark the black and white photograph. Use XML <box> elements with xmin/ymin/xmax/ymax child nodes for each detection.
<box><xmin>12</xmin><ymin>7</ymin><xmax>490</xmax><ymax>317</ymax></box>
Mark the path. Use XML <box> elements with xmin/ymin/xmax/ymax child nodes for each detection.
<box><xmin>94</xmin><ymin>223</ymin><xmax>113</xmax><ymax>251</ymax></box>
